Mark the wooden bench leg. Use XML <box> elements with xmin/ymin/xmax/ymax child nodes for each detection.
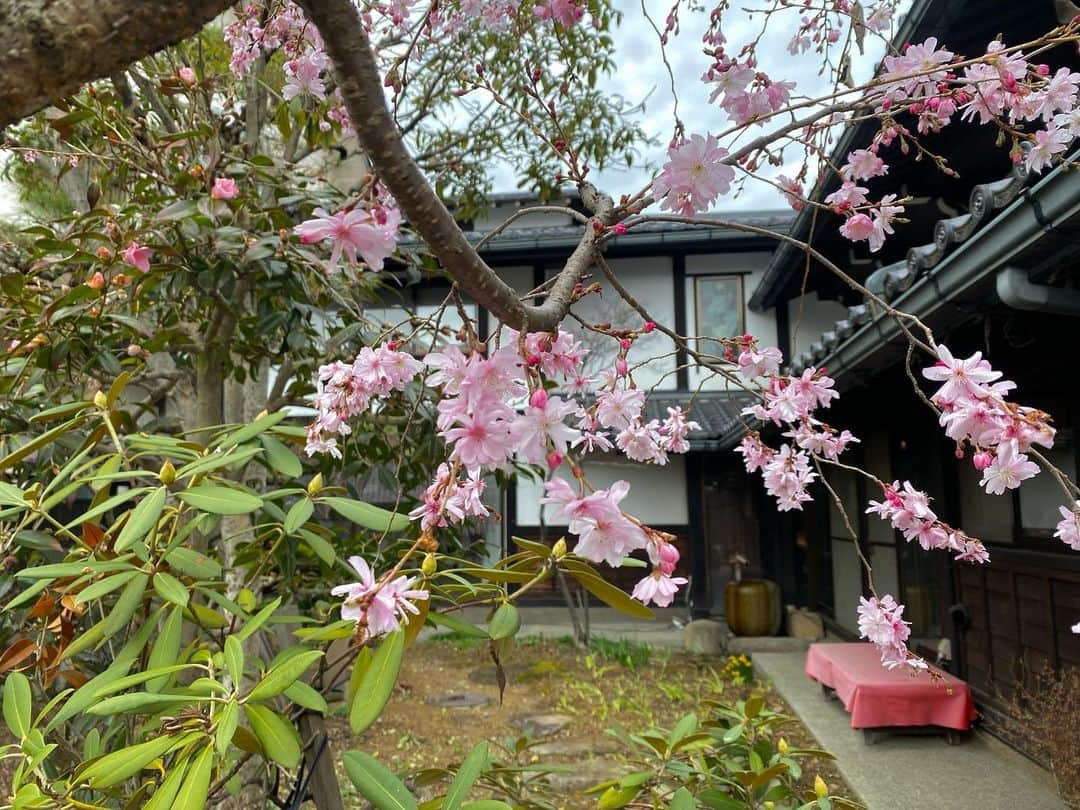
<box><xmin>946</xmin><ymin>730</ymin><xmax>966</xmax><ymax>745</ymax></box>
<box><xmin>863</xmin><ymin>729</ymin><xmax>879</xmax><ymax>745</ymax></box>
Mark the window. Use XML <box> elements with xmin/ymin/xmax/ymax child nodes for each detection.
<box><xmin>694</xmin><ymin>275</ymin><xmax>745</xmax><ymax>341</ymax></box>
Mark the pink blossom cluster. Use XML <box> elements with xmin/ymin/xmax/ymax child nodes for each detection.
<box><xmin>305</xmin><ymin>343</ymin><xmax>425</xmax><ymax>458</ymax></box>
<box><xmin>922</xmin><ymin>346</ymin><xmax>1053</xmax><ymax>495</ymax></box>
<box><xmin>734</xmin><ymin>341</ymin><xmax>852</xmax><ymax>511</ymax></box>
<box><xmin>294</xmin><ymin>203</ymin><xmax>402</xmax><ymax>273</ymax></box>
<box><xmin>652</xmin><ymin>134</ymin><xmax>735</xmax><ymax>216</ymax></box>
<box><xmin>543</xmin><ymin>477</ymin><xmax>685</xmax><ymax>606</ymax></box>
<box><xmin>534</xmin><ymin>0</ymin><xmax>584</xmax><ymax>28</ymax></box>
<box><xmin>410</xmin><ymin>463</ymin><xmax>489</xmax><ymax>531</ymax></box>
<box><xmin>857</xmin><ymin>594</ymin><xmax>925</xmax><ymax>670</ymax></box>
<box><xmin>433</xmin><ymin>0</ymin><xmax>520</xmax><ymax>34</ymax></box>
<box><xmin>825</xmin><ymin>181</ymin><xmax>904</xmax><ymax>252</ymax></box>
<box><xmin>866</xmin><ymin>480</ymin><xmax>989</xmax><ymax>563</ymax></box>
<box><xmin>332</xmin><ymin>555</ymin><xmax>428</xmax><ymax>639</ymax></box>
<box><xmin>1054</xmin><ymin>502</ymin><xmax>1080</xmax><ymax>552</ymax></box>
<box><xmin>224</xmin><ymin>2</ymin><xmax>312</xmax><ymax>79</ymax></box>
<box><xmin>701</xmin><ymin>55</ymin><xmax>796</xmax><ymax>127</ymax></box>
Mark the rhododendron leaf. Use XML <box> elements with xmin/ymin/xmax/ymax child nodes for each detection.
<box><xmin>165</xmin><ymin>547</ymin><xmax>222</xmax><ymax>579</ymax></box>
<box><xmin>173</xmin><ymin>743</ymin><xmax>214</xmax><ymax>810</ymax></box>
<box><xmin>75</xmin><ymin>732</ymin><xmax>194</xmax><ymax>788</ymax></box>
<box><xmin>87</xmin><ymin>692</ymin><xmax>195</xmax><ymax>715</ymax></box>
<box><xmin>113</xmin><ymin>487</ymin><xmax>166</xmax><ymax>553</ymax></box>
<box><xmin>142</xmin><ymin>752</ymin><xmax>188</xmax><ymax>810</ymax></box>
<box><xmin>245</xmin><ymin>704</ymin><xmax>302</xmax><ymax>768</ymax></box>
<box><xmin>0</xmin><ymin>482</ymin><xmax>27</xmax><ymax>508</ymax></box>
<box><xmin>0</xmin><ymin>416</ymin><xmax>88</xmax><ymax>474</ymax></box>
<box><xmin>597</xmin><ymin>784</ymin><xmax>640</xmax><ymax>809</ymax></box>
<box><xmin>455</xmin><ymin>567</ymin><xmax>538</xmax><ymax>584</ymax></box>
<box><xmin>403</xmin><ymin>598</ymin><xmax>429</xmax><ymax>647</ymax></box>
<box><xmin>443</xmin><ymin>741</ymin><xmax>489</xmax><ymax>810</ymax></box>
<box><xmin>233</xmin><ymin>597</ymin><xmax>282</xmax><ymax>643</ymax></box>
<box><xmin>488</xmin><ymin>603</ymin><xmax>520</xmax><ymax>640</ymax></box>
<box><xmin>668</xmin><ymin>788</ymin><xmax>695</xmax><ymax>810</ymax></box>
<box><xmin>98</xmin><ymin>572</ymin><xmax>150</xmax><ymax>639</ymax></box>
<box><xmin>283</xmin><ymin>681</ymin><xmax>327</xmax><ymax>714</ymax></box>
<box><xmin>297</xmin><ymin>527</ymin><xmax>335</xmax><ymax>564</ymax></box>
<box><xmin>246</xmin><ymin>649</ymin><xmax>322</xmax><ymax>703</ymax></box>
<box><xmin>563</xmin><ymin>566</ymin><xmax>654</xmax><ymax>620</ymax></box>
<box><xmin>3</xmin><ymin>672</ymin><xmax>31</xmax><ymax>738</ymax></box>
<box><xmin>321</xmin><ymin>496</ymin><xmax>410</xmax><ymax>533</ymax></box>
<box><xmin>343</xmin><ymin>750</ymin><xmax>418</xmax><ymax>810</ymax></box>
<box><xmin>178</xmin><ymin>485</ymin><xmax>263</xmax><ymax>515</ymax></box>
<box><xmin>176</xmin><ymin>446</ymin><xmax>263</xmax><ymax>480</ymax></box>
<box><xmin>215</xmin><ymin>411</ymin><xmax>288</xmax><ymax>449</ymax></box>
<box><xmin>427</xmin><ymin>611</ymin><xmax>486</xmax><ymax>638</ymax></box>
<box><xmin>224</xmin><ymin>637</ymin><xmax>244</xmax><ymax>685</ymax></box>
<box><xmin>74</xmin><ymin>570</ymin><xmax>141</xmax><ymax>604</ymax></box>
<box><xmin>152</xmin><ymin>572</ymin><xmax>189</xmax><ymax>607</ymax></box>
<box><xmin>260</xmin><ymin>435</ymin><xmax>303</xmax><ymax>477</ymax></box>
<box><xmin>460</xmin><ymin>803</ymin><xmax>513</xmax><ymax>810</ymax></box>
<box><xmin>511</xmin><ymin>536</ymin><xmax>552</xmax><ymax>557</ymax></box>
<box><xmin>350</xmin><ymin>631</ymin><xmax>404</xmax><ymax>734</ymax></box>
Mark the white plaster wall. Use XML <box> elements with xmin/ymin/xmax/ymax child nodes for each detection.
<box><xmin>564</xmin><ymin>256</ymin><xmax>678</xmax><ymax>390</ymax></box>
<box><xmin>787</xmin><ymin>293</ymin><xmax>848</xmax><ymax>361</ymax></box>
<box><xmin>515</xmin><ymin>454</ymin><xmax>688</xmax><ymax>526</ymax></box>
<box><xmin>685</xmin><ymin>251</ymin><xmax>776</xmax><ymax>390</ymax></box>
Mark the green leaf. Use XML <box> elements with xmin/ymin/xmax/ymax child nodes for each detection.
<box><xmin>224</xmin><ymin>636</ymin><xmax>245</xmax><ymax>685</ymax></box>
<box><xmin>342</xmin><ymin>750</ymin><xmax>418</xmax><ymax>810</ymax></box>
<box><xmin>261</xmin><ymin>435</ymin><xmax>303</xmax><ymax>477</ymax></box>
<box><xmin>173</xmin><ymin>744</ymin><xmax>214</xmax><ymax>810</ymax></box>
<box><xmin>64</xmin><ymin>486</ymin><xmax>150</xmax><ymax>529</ymax></box>
<box><xmin>283</xmin><ymin>681</ymin><xmax>327</xmax><ymax>714</ymax></box>
<box><xmin>245</xmin><ymin>704</ymin><xmax>302</xmax><ymax>768</ymax></box>
<box><xmin>74</xmin><ymin>570</ymin><xmax>141</xmax><ymax>604</ymax></box>
<box><xmin>461</xmin><ymin>803</ymin><xmax>514</xmax><ymax>810</ymax></box>
<box><xmin>157</xmin><ymin>199</ymin><xmax>198</xmax><ymax>221</ymax></box>
<box><xmin>669</xmin><ymin>787</ymin><xmax>696</xmax><ymax>810</ymax></box>
<box><xmin>597</xmin><ymin>784</ymin><xmax>640</xmax><ymax>809</ymax></box>
<box><xmin>152</xmin><ymin>571</ymin><xmax>189</xmax><ymax>607</ymax></box>
<box><xmin>76</xmin><ymin>733</ymin><xmax>191</xmax><ymax>788</ymax></box>
<box><xmin>99</xmin><ymin>572</ymin><xmax>150</xmax><ymax>638</ymax></box>
<box><xmin>297</xmin><ymin>528</ymin><xmax>335</xmax><ymax>564</ymax></box>
<box><xmin>87</xmin><ymin>692</ymin><xmax>195</xmax><ymax>716</ymax></box>
<box><xmin>488</xmin><ymin>603</ymin><xmax>520</xmax><ymax>641</ymax></box>
<box><xmin>321</xmin><ymin>496</ymin><xmax>410</xmax><ymax>533</ymax></box>
<box><xmin>562</xmin><ymin>563</ymin><xmax>654</xmax><ymax>619</ymax></box>
<box><xmin>350</xmin><ymin>631</ymin><xmax>404</xmax><ymax>735</ymax></box>
<box><xmin>215</xmin><ymin>700</ymin><xmax>240</xmax><ymax>755</ymax></box>
<box><xmin>444</xmin><ymin>742</ymin><xmax>488</xmax><ymax>810</ymax></box>
<box><xmin>178</xmin><ymin>485</ymin><xmax>263</xmax><ymax>515</ymax></box>
<box><xmin>246</xmin><ymin>649</ymin><xmax>322</xmax><ymax>703</ymax></box>
<box><xmin>147</xmin><ymin>608</ymin><xmax>184</xmax><ymax>692</ymax></box>
<box><xmin>669</xmin><ymin>713</ymin><xmax>698</xmax><ymax>748</ymax></box>
<box><xmin>427</xmin><ymin>612</ymin><xmax>486</xmax><ymax>638</ymax></box>
<box><xmin>216</xmin><ymin>411</ymin><xmax>288</xmax><ymax>449</ymax></box>
<box><xmin>3</xmin><ymin>672</ymin><xmax>32</xmax><ymax>738</ymax></box>
<box><xmin>233</xmin><ymin>597</ymin><xmax>282</xmax><ymax>643</ymax></box>
<box><xmin>143</xmin><ymin>753</ymin><xmax>189</xmax><ymax>810</ymax></box>
<box><xmin>165</xmin><ymin>546</ymin><xmax>222</xmax><ymax>579</ymax></box>
<box><xmin>0</xmin><ymin>416</ymin><xmax>87</xmax><ymax>474</ymax></box>
<box><xmin>0</xmin><ymin>482</ymin><xmax>27</xmax><ymax>508</ymax></box>
<box><xmin>284</xmin><ymin>498</ymin><xmax>314</xmax><ymax>535</ymax></box>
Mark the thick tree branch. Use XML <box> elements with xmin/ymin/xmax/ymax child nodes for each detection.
<box><xmin>298</xmin><ymin>0</ymin><xmax>595</xmax><ymax>333</ymax></box>
<box><xmin>0</xmin><ymin>0</ymin><xmax>233</xmax><ymax>129</ymax></box>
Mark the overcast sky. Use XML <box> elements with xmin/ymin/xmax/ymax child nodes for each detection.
<box><xmin>492</xmin><ymin>0</ymin><xmax>905</xmax><ymax>209</ymax></box>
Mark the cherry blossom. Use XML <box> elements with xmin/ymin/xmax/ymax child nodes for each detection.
<box><xmin>1054</xmin><ymin>503</ymin><xmax>1080</xmax><ymax>551</ymax></box>
<box><xmin>857</xmin><ymin>595</ymin><xmax>925</xmax><ymax>670</ymax></box>
<box><xmin>632</xmin><ymin>571</ymin><xmax>688</xmax><ymax>607</ymax></box>
<box><xmin>294</xmin><ymin>205</ymin><xmax>401</xmax><ymax>272</ymax></box>
<box><xmin>332</xmin><ymin>555</ymin><xmax>429</xmax><ymax>639</ymax></box>
<box><xmin>652</xmin><ymin>134</ymin><xmax>735</xmax><ymax>216</ymax></box>
<box><xmin>980</xmin><ymin>441</ymin><xmax>1039</xmax><ymax>495</ymax></box>
<box><xmin>541</xmin><ymin>478</ymin><xmax>648</xmax><ymax>567</ymax></box>
<box><xmin>211</xmin><ymin>177</ymin><xmax>239</xmax><ymax>200</ymax></box>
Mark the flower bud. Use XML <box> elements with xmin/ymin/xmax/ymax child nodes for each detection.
<box><xmin>814</xmin><ymin>775</ymin><xmax>828</xmax><ymax>798</ymax></box>
<box><xmin>545</xmin><ymin>450</ymin><xmax>563</xmax><ymax>470</ymax></box>
<box><xmin>615</xmin><ymin>358</ymin><xmax>628</xmax><ymax>377</ymax></box>
<box><xmin>778</xmin><ymin>737</ymin><xmax>789</xmax><ymax>755</ymax></box>
<box><xmin>159</xmin><ymin>459</ymin><xmax>176</xmax><ymax>485</ymax></box>
<box><xmin>552</xmin><ymin>537</ymin><xmax>567</xmax><ymax>558</ymax></box>
<box><xmin>421</xmin><ymin>553</ymin><xmax>437</xmax><ymax>577</ymax></box>
<box><xmin>92</xmin><ymin>390</ymin><xmax>108</xmax><ymax>409</ymax></box>
<box><xmin>307</xmin><ymin>473</ymin><xmax>324</xmax><ymax>496</ymax></box>
<box><xmin>529</xmin><ymin>388</ymin><xmax>548</xmax><ymax>409</ymax></box>
<box><xmin>86</xmin><ymin>271</ymin><xmax>106</xmax><ymax>290</ymax></box>
<box><xmin>619</xmin><ymin>338</ymin><xmax>632</xmax><ymax>350</ymax></box>
<box><xmin>973</xmin><ymin>450</ymin><xmax>993</xmax><ymax>471</ymax></box>
<box><xmin>643</xmin><ymin>321</ymin><xmax>655</xmax><ymax>332</ymax></box>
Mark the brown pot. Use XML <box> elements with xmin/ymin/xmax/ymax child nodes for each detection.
<box><xmin>725</xmin><ymin>579</ymin><xmax>782</xmax><ymax>637</ymax></box>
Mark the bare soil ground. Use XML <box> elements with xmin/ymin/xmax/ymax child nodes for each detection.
<box><xmin>327</xmin><ymin>636</ymin><xmax>857</xmax><ymax>808</ymax></box>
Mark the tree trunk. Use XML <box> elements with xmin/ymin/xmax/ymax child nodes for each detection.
<box><xmin>0</xmin><ymin>0</ymin><xmax>232</xmax><ymax>128</ymax></box>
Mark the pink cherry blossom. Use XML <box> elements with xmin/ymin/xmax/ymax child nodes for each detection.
<box><xmin>632</xmin><ymin>571</ymin><xmax>688</xmax><ymax>607</ymax></box>
<box><xmin>533</xmin><ymin>0</ymin><xmax>583</xmax><ymax>28</ymax></box>
<box><xmin>178</xmin><ymin>67</ymin><xmax>197</xmax><ymax>84</ymax></box>
<box><xmin>652</xmin><ymin>134</ymin><xmax>735</xmax><ymax>216</ymax></box>
<box><xmin>294</xmin><ymin>205</ymin><xmax>401</xmax><ymax>272</ymax></box>
<box><xmin>842</xmin><ymin>149</ymin><xmax>888</xmax><ymax>181</ymax></box>
<box><xmin>1054</xmin><ymin>503</ymin><xmax>1080</xmax><ymax>551</ymax></box>
<box><xmin>331</xmin><ymin>555</ymin><xmax>428</xmax><ymax>639</ymax></box>
<box><xmin>122</xmin><ymin>242</ymin><xmax>152</xmax><ymax>272</ymax></box>
<box><xmin>980</xmin><ymin>441</ymin><xmax>1039</xmax><ymax>495</ymax></box>
<box><xmin>1026</xmin><ymin>125</ymin><xmax>1071</xmax><ymax>173</ymax></box>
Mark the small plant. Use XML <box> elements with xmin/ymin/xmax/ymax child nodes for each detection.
<box><xmin>720</xmin><ymin>652</ymin><xmax>756</xmax><ymax>685</ymax></box>
<box><xmin>588</xmin><ymin>636</ymin><xmax>653</xmax><ymax>668</ymax></box>
<box><xmin>586</xmin><ymin>697</ymin><xmax>860</xmax><ymax>809</ymax></box>
<box><xmin>1006</xmin><ymin>664</ymin><xmax>1080</xmax><ymax>807</ymax></box>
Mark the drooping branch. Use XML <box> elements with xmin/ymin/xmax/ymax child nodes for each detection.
<box><xmin>0</xmin><ymin>0</ymin><xmax>233</xmax><ymax>129</ymax></box>
<box><xmin>298</xmin><ymin>0</ymin><xmax>598</xmax><ymax>333</ymax></box>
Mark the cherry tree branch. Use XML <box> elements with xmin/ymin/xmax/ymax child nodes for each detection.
<box><xmin>0</xmin><ymin>0</ymin><xmax>233</xmax><ymax>129</ymax></box>
<box><xmin>297</xmin><ymin>0</ymin><xmax>600</xmax><ymax>333</ymax></box>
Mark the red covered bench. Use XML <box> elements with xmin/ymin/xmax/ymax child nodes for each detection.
<box><xmin>805</xmin><ymin>642</ymin><xmax>976</xmax><ymax>744</ymax></box>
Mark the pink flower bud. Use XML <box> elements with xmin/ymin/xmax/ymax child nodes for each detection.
<box><xmin>613</xmin><ymin>223</ymin><xmax>627</xmax><ymax>235</ymax></box>
<box><xmin>86</xmin><ymin>272</ymin><xmax>106</xmax><ymax>291</ymax></box>
<box><xmin>527</xmin><ymin>353</ymin><xmax>542</xmax><ymax>366</ymax></box>
<box><xmin>529</xmin><ymin>388</ymin><xmax>548</xmax><ymax>409</ymax></box>
<box><xmin>1037</xmin><ymin>63</ymin><xmax>1050</xmax><ymax>76</ymax></box>
<box><xmin>973</xmin><ymin>451</ymin><xmax>993</xmax><ymax>471</ymax></box>
<box><xmin>615</xmin><ymin>358</ymin><xmax>628</xmax><ymax>377</ymax></box>
<box><xmin>179</xmin><ymin>67</ymin><xmax>197</xmax><ymax>84</ymax></box>
<box><xmin>643</xmin><ymin>321</ymin><xmax>655</xmax><ymax>332</ymax></box>
<box><xmin>619</xmin><ymin>338</ymin><xmax>632</xmax><ymax>350</ymax></box>
<box><xmin>545</xmin><ymin>450</ymin><xmax>563</xmax><ymax>470</ymax></box>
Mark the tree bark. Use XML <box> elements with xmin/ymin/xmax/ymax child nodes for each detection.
<box><xmin>0</xmin><ymin>0</ymin><xmax>232</xmax><ymax>129</ymax></box>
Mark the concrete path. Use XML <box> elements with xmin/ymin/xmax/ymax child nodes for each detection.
<box><xmin>753</xmin><ymin>651</ymin><xmax>1066</xmax><ymax>810</ymax></box>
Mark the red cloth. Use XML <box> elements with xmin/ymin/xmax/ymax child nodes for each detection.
<box><xmin>805</xmin><ymin>642</ymin><xmax>975</xmax><ymax>731</ymax></box>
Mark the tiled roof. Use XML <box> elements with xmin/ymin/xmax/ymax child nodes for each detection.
<box><xmin>787</xmin><ymin>147</ymin><xmax>1033</xmax><ymax>376</ymax></box>
<box><xmin>643</xmin><ymin>391</ymin><xmax>753</xmax><ymax>445</ymax></box>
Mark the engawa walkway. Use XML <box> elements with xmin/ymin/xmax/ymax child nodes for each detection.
<box><xmin>753</xmin><ymin>650</ymin><xmax>1066</xmax><ymax>810</ymax></box>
